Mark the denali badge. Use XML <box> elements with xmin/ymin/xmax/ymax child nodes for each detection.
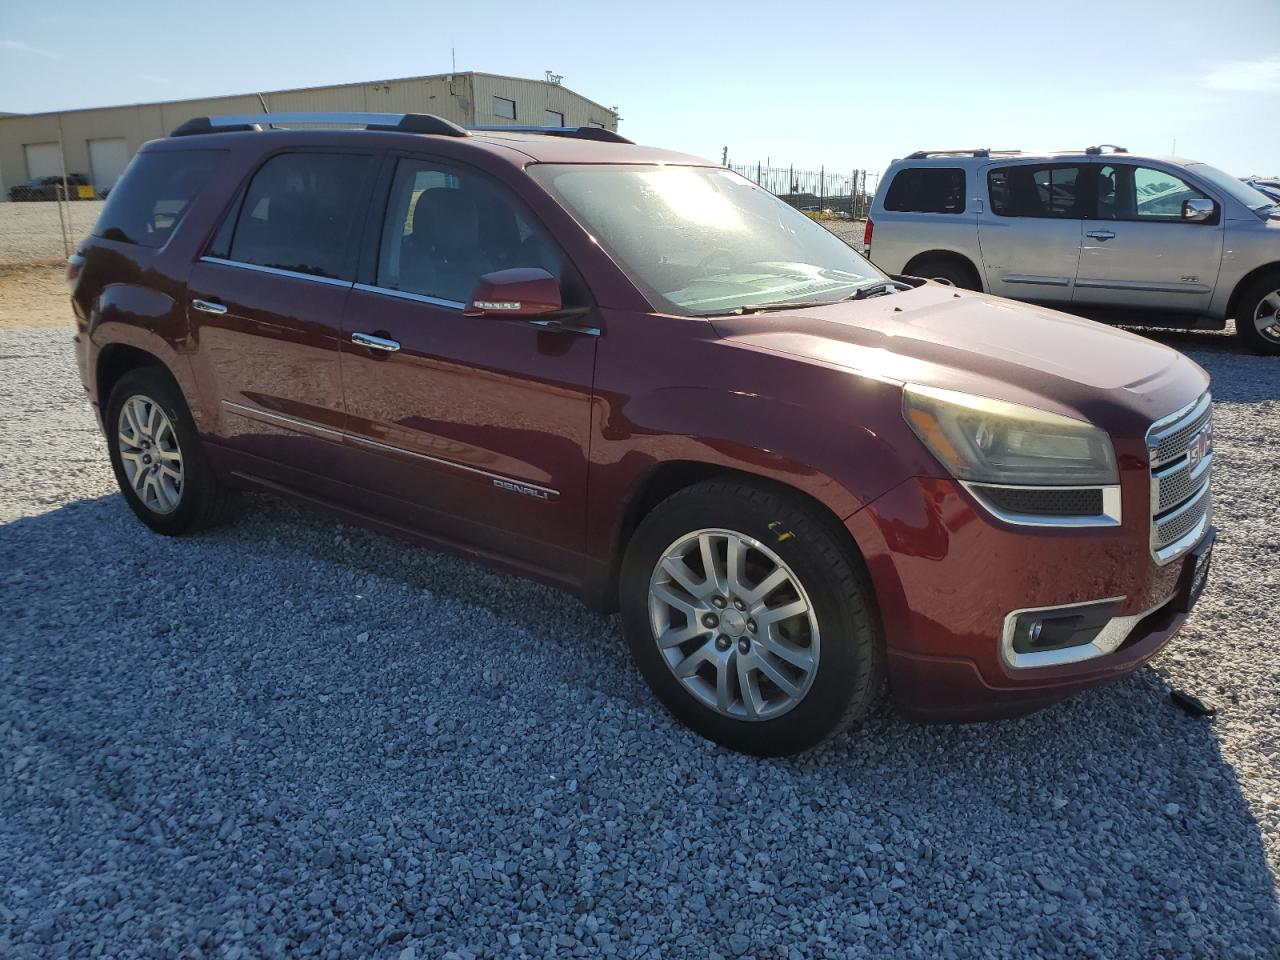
<box><xmin>493</xmin><ymin>478</ymin><xmax>554</xmax><ymax>500</ymax></box>
<box><xmin>1186</xmin><ymin>424</ymin><xmax>1213</xmax><ymax>472</ymax></box>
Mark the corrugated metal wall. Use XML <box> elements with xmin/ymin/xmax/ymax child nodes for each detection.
<box><xmin>0</xmin><ymin>73</ymin><xmax>617</xmax><ymax>198</ymax></box>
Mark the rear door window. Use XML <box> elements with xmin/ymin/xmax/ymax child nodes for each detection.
<box><xmin>218</xmin><ymin>152</ymin><xmax>376</xmax><ymax>280</ymax></box>
<box><xmin>988</xmin><ymin>164</ymin><xmax>1085</xmax><ymax>218</ymax></box>
<box><xmin>883</xmin><ymin>167</ymin><xmax>966</xmax><ymax>213</ymax></box>
<box><xmin>92</xmin><ymin>150</ymin><xmax>222</xmax><ymax>247</ymax></box>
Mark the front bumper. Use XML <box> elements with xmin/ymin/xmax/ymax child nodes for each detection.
<box><xmin>846</xmin><ymin>475</ymin><xmax>1205</xmax><ymax>721</ymax></box>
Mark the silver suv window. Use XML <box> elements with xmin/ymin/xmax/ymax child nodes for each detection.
<box><xmin>883</xmin><ymin>168</ymin><xmax>965</xmax><ymax>214</ymax></box>
<box><xmin>1094</xmin><ymin>164</ymin><xmax>1211</xmax><ymax>221</ymax></box>
<box><xmin>988</xmin><ymin>164</ymin><xmax>1085</xmax><ymax>219</ymax></box>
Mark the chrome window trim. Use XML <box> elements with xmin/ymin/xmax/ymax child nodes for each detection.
<box><xmin>1001</xmin><ymin>594</ymin><xmax>1171</xmax><ymax>670</ymax></box>
<box><xmin>220</xmin><ymin>400</ymin><xmax>559</xmax><ymax>499</ymax></box>
<box><xmin>961</xmin><ymin>481</ymin><xmax>1122</xmax><ymax>527</ymax></box>
<box><xmin>352</xmin><ymin>282</ymin><xmax>465</xmax><ymax>310</ymax></box>
<box><xmin>199</xmin><ymin>256</ymin><xmax>353</xmax><ymax>288</ymax></box>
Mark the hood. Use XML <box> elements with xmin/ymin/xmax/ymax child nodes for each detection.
<box><xmin>711</xmin><ymin>283</ymin><xmax>1209</xmax><ymax>434</ymax></box>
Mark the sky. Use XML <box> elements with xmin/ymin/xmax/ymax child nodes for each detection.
<box><xmin>2</xmin><ymin>0</ymin><xmax>1278</xmax><ymax>181</ymax></box>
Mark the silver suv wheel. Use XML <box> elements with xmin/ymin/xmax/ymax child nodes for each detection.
<box><xmin>117</xmin><ymin>394</ymin><xmax>184</xmax><ymax>514</ymax></box>
<box><xmin>1254</xmin><ymin>288</ymin><xmax>1280</xmax><ymax>344</ymax></box>
<box><xmin>648</xmin><ymin>528</ymin><xmax>820</xmax><ymax>721</ymax></box>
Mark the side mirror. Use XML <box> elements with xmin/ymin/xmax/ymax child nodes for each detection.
<box><xmin>463</xmin><ymin>268</ymin><xmax>562</xmax><ymax>318</ymax></box>
<box><xmin>1182</xmin><ymin>198</ymin><xmax>1215</xmax><ymax>222</ymax></box>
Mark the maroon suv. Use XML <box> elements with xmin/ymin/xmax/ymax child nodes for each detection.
<box><xmin>69</xmin><ymin>113</ymin><xmax>1215</xmax><ymax>755</ymax></box>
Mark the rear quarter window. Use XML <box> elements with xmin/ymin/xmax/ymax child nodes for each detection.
<box><xmin>92</xmin><ymin>150</ymin><xmax>222</xmax><ymax>248</ymax></box>
<box><xmin>883</xmin><ymin>167</ymin><xmax>966</xmax><ymax>214</ymax></box>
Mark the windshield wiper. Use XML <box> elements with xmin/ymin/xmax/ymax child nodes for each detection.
<box><xmin>847</xmin><ymin>280</ymin><xmax>902</xmax><ymax>300</ymax></box>
<box><xmin>702</xmin><ymin>299</ymin><xmax>845</xmax><ymax>316</ymax></box>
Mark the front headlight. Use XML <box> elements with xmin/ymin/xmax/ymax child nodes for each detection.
<box><xmin>902</xmin><ymin>384</ymin><xmax>1118</xmax><ymax>486</ymax></box>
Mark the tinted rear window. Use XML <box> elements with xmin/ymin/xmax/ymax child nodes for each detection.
<box><xmin>220</xmin><ymin>152</ymin><xmax>374</xmax><ymax>280</ymax></box>
<box><xmin>884</xmin><ymin>167</ymin><xmax>966</xmax><ymax>214</ymax></box>
<box><xmin>988</xmin><ymin>164</ymin><xmax>1084</xmax><ymax>218</ymax></box>
<box><xmin>93</xmin><ymin>150</ymin><xmax>222</xmax><ymax>248</ymax></box>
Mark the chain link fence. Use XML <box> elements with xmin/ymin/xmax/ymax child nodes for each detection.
<box><xmin>2</xmin><ymin>136</ymin><xmax>108</xmax><ymax>269</ymax></box>
<box><xmin>726</xmin><ymin>160</ymin><xmax>876</xmax><ymax>219</ymax></box>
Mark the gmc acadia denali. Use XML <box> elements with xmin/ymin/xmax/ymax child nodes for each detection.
<box><xmin>68</xmin><ymin>113</ymin><xmax>1215</xmax><ymax>755</ymax></box>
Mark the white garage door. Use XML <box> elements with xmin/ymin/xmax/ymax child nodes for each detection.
<box><xmin>24</xmin><ymin>142</ymin><xmax>63</xmax><ymax>180</ymax></box>
<box><xmin>89</xmin><ymin>138</ymin><xmax>130</xmax><ymax>194</ymax></box>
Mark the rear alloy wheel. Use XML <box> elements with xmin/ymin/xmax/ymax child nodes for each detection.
<box><xmin>117</xmin><ymin>394</ymin><xmax>185</xmax><ymax>515</ymax></box>
<box><xmin>1236</xmin><ymin>276</ymin><xmax>1280</xmax><ymax>355</ymax></box>
<box><xmin>621</xmin><ymin>479</ymin><xmax>884</xmax><ymax>756</ymax></box>
<box><xmin>106</xmin><ymin>367</ymin><xmax>237</xmax><ymax>534</ymax></box>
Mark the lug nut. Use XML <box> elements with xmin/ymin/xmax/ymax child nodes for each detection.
<box><xmin>738</xmin><ymin>639</ymin><xmax>751</xmax><ymax>654</ymax></box>
<box><xmin>715</xmin><ymin>635</ymin><xmax>731</xmax><ymax>651</ymax></box>
<box><xmin>733</xmin><ymin>597</ymin><xmax>746</xmax><ymax>611</ymax></box>
<box><xmin>702</xmin><ymin>613</ymin><xmax>719</xmax><ymax>628</ymax></box>
<box><xmin>746</xmin><ymin>619</ymin><xmax>757</xmax><ymax>633</ymax></box>
<box><xmin>711</xmin><ymin>596</ymin><xmax>727</xmax><ymax>609</ymax></box>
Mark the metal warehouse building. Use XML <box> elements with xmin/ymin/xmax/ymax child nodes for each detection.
<box><xmin>0</xmin><ymin>71</ymin><xmax>619</xmax><ymax>199</ymax></box>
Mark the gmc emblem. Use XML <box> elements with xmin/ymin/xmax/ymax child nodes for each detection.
<box><xmin>1186</xmin><ymin>424</ymin><xmax>1213</xmax><ymax>472</ymax></box>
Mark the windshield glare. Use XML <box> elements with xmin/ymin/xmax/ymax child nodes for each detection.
<box><xmin>529</xmin><ymin>164</ymin><xmax>886</xmax><ymax>315</ymax></box>
<box><xmin>1186</xmin><ymin>162</ymin><xmax>1274</xmax><ymax>211</ymax></box>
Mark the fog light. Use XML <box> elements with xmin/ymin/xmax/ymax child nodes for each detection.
<box><xmin>1009</xmin><ymin>600</ymin><xmax>1120</xmax><ymax>655</ymax></box>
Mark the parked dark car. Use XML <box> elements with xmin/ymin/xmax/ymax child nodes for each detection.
<box><xmin>9</xmin><ymin>173</ymin><xmax>93</xmax><ymax>201</ymax></box>
<box><xmin>68</xmin><ymin>114</ymin><xmax>1215</xmax><ymax>755</ymax></box>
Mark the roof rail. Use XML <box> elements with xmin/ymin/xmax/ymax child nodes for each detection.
<box><xmin>469</xmin><ymin>124</ymin><xmax>634</xmax><ymax>145</ymax></box>
<box><xmin>169</xmin><ymin>112</ymin><xmax>469</xmax><ymax>138</ymax></box>
<box><xmin>1084</xmin><ymin>144</ymin><xmax>1128</xmax><ymax>155</ymax></box>
<box><xmin>905</xmin><ymin>148</ymin><xmax>1021</xmax><ymax>160</ymax></box>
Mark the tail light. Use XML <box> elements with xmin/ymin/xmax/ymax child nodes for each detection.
<box><xmin>863</xmin><ymin>218</ymin><xmax>874</xmax><ymax>256</ymax></box>
<box><xmin>66</xmin><ymin>254</ymin><xmax>84</xmax><ymax>286</ymax></box>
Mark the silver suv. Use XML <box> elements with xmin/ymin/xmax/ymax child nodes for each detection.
<box><xmin>866</xmin><ymin>146</ymin><xmax>1280</xmax><ymax>354</ymax></box>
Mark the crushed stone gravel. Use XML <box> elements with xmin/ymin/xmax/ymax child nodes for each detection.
<box><xmin>1</xmin><ymin>311</ymin><xmax>1278</xmax><ymax>958</ymax></box>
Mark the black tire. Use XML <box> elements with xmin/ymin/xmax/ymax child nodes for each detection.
<box><xmin>1233</xmin><ymin>272</ymin><xmax>1280</xmax><ymax>355</ymax></box>
<box><xmin>105</xmin><ymin>367</ymin><xmax>237</xmax><ymax>535</ymax></box>
<box><xmin>908</xmin><ymin>256</ymin><xmax>980</xmax><ymax>291</ymax></box>
<box><xmin>619</xmin><ymin>478</ymin><xmax>884</xmax><ymax>756</ymax></box>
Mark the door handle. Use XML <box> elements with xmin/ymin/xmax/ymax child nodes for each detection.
<box><xmin>351</xmin><ymin>331</ymin><xmax>401</xmax><ymax>353</ymax></box>
<box><xmin>192</xmin><ymin>298</ymin><xmax>228</xmax><ymax>315</ymax></box>
<box><xmin>1086</xmin><ymin>230</ymin><xmax>1116</xmax><ymax>241</ymax></box>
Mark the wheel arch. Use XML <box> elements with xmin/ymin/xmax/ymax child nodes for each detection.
<box><xmin>600</xmin><ymin>461</ymin><xmax>877</xmax><ymax>615</ymax></box>
<box><xmin>95</xmin><ymin>343</ymin><xmax>172</xmax><ymax>414</ymax></box>
<box><xmin>1226</xmin><ymin>261</ymin><xmax>1280</xmax><ymax>322</ymax></box>
<box><xmin>902</xmin><ymin>249</ymin><xmax>983</xmax><ymax>290</ymax></box>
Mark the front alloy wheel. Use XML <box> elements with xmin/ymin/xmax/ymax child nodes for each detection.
<box><xmin>1252</xmin><ymin>287</ymin><xmax>1280</xmax><ymax>346</ymax></box>
<box><xmin>1235</xmin><ymin>274</ymin><xmax>1280</xmax><ymax>355</ymax></box>
<box><xmin>620</xmin><ymin>479</ymin><xmax>884</xmax><ymax>756</ymax></box>
<box><xmin>649</xmin><ymin>529</ymin><xmax>820</xmax><ymax>721</ymax></box>
<box><xmin>117</xmin><ymin>394</ymin><xmax>184</xmax><ymax>514</ymax></box>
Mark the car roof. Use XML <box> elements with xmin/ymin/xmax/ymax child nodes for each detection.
<box><xmin>149</xmin><ymin>113</ymin><xmax>712</xmax><ymax>168</ymax></box>
<box><xmin>892</xmin><ymin>149</ymin><xmax>1199</xmax><ymax>167</ymax></box>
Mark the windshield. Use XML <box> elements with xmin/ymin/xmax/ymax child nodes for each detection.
<box><xmin>528</xmin><ymin>164</ymin><xmax>886</xmax><ymax>315</ymax></box>
<box><xmin>1186</xmin><ymin>162</ymin><xmax>1275</xmax><ymax>212</ymax></box>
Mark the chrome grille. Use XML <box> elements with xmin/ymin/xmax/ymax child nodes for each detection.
<box><xmin>1147</xmin><ymin>393</ymin><xmax>1213</xmax><ymax>564</ymax></box>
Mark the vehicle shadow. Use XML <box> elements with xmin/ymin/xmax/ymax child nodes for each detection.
<box><xmin>3</xmin><ymin>491</ymin><xmax>1278</xmax><ymax>956</ymax></box>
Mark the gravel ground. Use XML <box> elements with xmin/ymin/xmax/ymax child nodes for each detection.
<box><xmin>0</xmin><ymin>202</ymin><xmax>104</xmax><ymax>268</ymax></box>
<box><xmin>1</xmin><ymin>276</ymin><xmax>1278</xmax><ymax>958</ymax></box>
